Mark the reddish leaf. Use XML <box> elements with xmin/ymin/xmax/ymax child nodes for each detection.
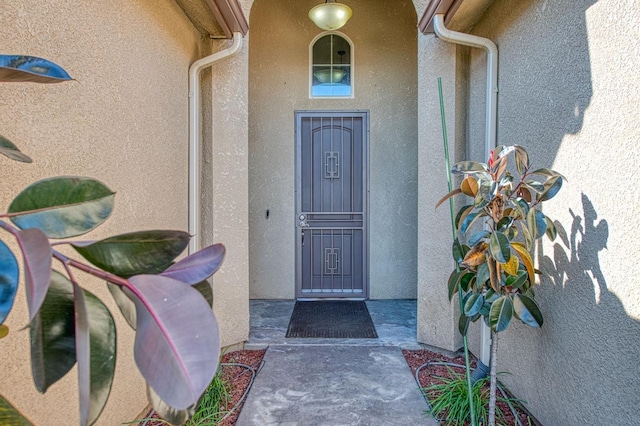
<box><xmin>124</xmin><ymin>275</ymin><xmax>220</xmax><ymax>410</ymax></box>
<box><xmin>15</xmin><ymin>228</ymin><xmax>52</xmax><ymax>320</ymax></box>
<box><xmin>160</xmin><ymin>244</ymin><xmax>225</xmax><ymax>285</ymax></box>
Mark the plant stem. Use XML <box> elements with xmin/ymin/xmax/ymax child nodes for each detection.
<box><xmin>488</xmin><ymin>329</ymin><xmax>499</xmax><ymax>426</ymax></box>
<box><xmin>438</xmin><ymin>77</ymin><xmax>477</xmax><ymax>426</ymax></box>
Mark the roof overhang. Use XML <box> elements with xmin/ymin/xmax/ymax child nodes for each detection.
<box><xmin>175</xmin><ymin>0</ymin><xmax>248</xmax><ymax>39</ymax></box>
<box><xmin>418</xmin><ymin>0</ymin><xmax>495</xmax><ymax>35</ymax></box>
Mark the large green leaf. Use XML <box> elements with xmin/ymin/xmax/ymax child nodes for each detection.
<box><xmin>513</xmin><ymin>294</ymin><xmax>543</xmax><ymax>328</ymax></box>
<box><xmin>192</xmin><ymin>281</ymin><xmax>213</xmax><ymax>308</ymax></box>
<box><xmin>72</xmin><ymin>231</ymin><xmax>190</xmax><ymax>277</ymax></box>
<box><xmin>514</xmin><ymin>145</ymin><xmax>530</xmax><ymax>174</ymax></box>
<box><xmin>526</xmin><ymin>208</ymin><xmax>547</xmax><ymax>240</ymax></box>
<box><xmin>9</xmin><ymin>177</ymin><xmax>115</xmax><ymax>239</ymax></box>
<box><xmin>15</xmin><ymin>228</ymin><xmax>52</xmax><ymax>321</ymax></box>
<box><xmin>107</xmin><ymin>283</ymin><xmax>136</xmax><ymax>330</ymax></box>
<box><xmin>0</xmin><ymin>395</ymin><xmax>33</xmax><ymax>425</ymax></box>
<box><xmin>447</xmin><ymin>270</ymin><xmax>462</xmax><ymax>301</ymax></box>
<box><xmin>30</xmin><ymin>271</ymin><xmax>76</xmax><ymax>393</ymax></box>
<box><xmin>124</xmin><ymin>275</ymin><xmax>220</xmax><ymax>410</ymax></box>
<box><xmin>72</xmin><ymin>282</ymin><xmax>116</xmax><ymax>426</ymax></box>
<box><xmin>0</xmin><ymin>55</ymin><xmax>72</xmax><ymax>83</ymax></box>
<box><xmin>489</xmin><ymin>231</ymin><xmax>511</xmax><ymax>263</ymax></box>
<box><xmin>506</xmin><ymin>271</ymin><xmax>528</xmax><ymax>290</ymax></box>
<box><xmin>455</xmin><ymin>205</ymin><xmax>476</xmax><ymax>233</ymax></box>
<box><xmin>476</xmin><ymin>263</ymin><xmax>490</xmax><ymax>289</ymax></box>
<box><xmin>0</xmin><ymin>134</ymin><xmax>32</xmax><ymax>163</ymax></box>
<box><xmin>463</xmin><ymin>292</ymin><xmax>484</xmax><ymax>317</ymax></box>
<box><xmin>458</xmin><ymin>312</ymin><xmax>479</xmax><ymax>336</ymax></box>
<box><xmin>0</xmin><ymin>239</ymin><xmax>19</xmax><ymax>324</ymax></box>
<box><xmin>489</xmin><ymin>295</ymin><xmax>513</xmax><ymax>332</ymax></box>
<box><xmin>468</xmin><ymin>230</ymin><xmax>489</xmax><ymax>247</ymax></box>
<box><xmin>538</xmin><ymin>175</ymin><xmax>563</xmax><ymax>202</ymax></box>
<box><xmin>452</xmin><ymin>238</ymin><xmax>465</xmax><ymax>264</ymax></box>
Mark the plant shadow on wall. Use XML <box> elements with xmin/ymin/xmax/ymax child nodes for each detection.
<box><xmin>538</xmin><ymin>193</ymin><xmax>640</xmax><ymax>420</ymax></box>
<box><xmin>0</xmin><ymin>56</ymin><xmax>225</xmax><ymax>426</ymax></box>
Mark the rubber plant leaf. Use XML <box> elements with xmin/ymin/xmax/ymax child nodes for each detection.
<box><xmin>502</xmin><ymin>255</ymin><xmax>519</xmax><ymax>276</ymax></box>
<box><xmin>435</xmin><ymin>188</ymin><xmax>462</xmax><ymax>209</ymax></box>
<box><xmin>72</xmin><ymin>230</ymin><xmax>190</xmax><ymax>277</ymax></box>
<box><xmin>124</xmin><ymin>275</ymin><xmax>220</xmax><ymax>410</ymax></box>
<box><xmin>30</xmin><ymin>271</ymin><xmax>76</xmax><ymax>393</ymax></box>
<box><xmin>15</xmin><ymin>228</ymin><xmax>52</xmax><ymax>321</ymax></box>
<box><xmin>0</xmin><ymin>395</ymin><xmax>33</xmax><ymax>425</ymax></box>
<box><xmin>0</xmin><ymin>55</ymin><xmax>72</xmax><ymax>83</ymax></box>
<box><xmin>0</xmin><ymin>239</ymin><xmax>19</xmax><ymax>324</ymax></box>
<box><xmin>463</xmin><ymin>292</ymin><xmax>484</xmax><ymax>317</ymax></box>
<box><xmin>452</xmin><ymin>161</ymin><xmax>487</xmax><ymax>174</ymax></box>
<box><xmin>506</xmin><ymin>270</ymin><xmax>528</xmax><ymax>290</ymax></box>
<box><xmin>192</xmin><ymin>281</ymin><xmax>213</xmax><ymax>308</ymax></box>
<box><xmin>468</xmin><ymin>230</ymin><xmax>489</xmax><ymax>247</ymax></box>
<box><xmin>107</xmin><ymin>283</ymin><xmax>136</xmax><ymax>330</ymax></box>
<box><xmin>8</xmin><ymin>177</ymin><xmax>115</xmax><ymax>239</ymax></box>
<box><xmin>451</xmin><ymin>238</ymin><xmax>465</xmax><ymax>264</ymax></box>
<box><xmin>514</xmin><ymin>145</ymin><xmax>530</xmax><ymax>174</ymax></box>
<box><xmin>527</xmin><ymin>208</ymin><xmax>547</xmax><ymax>240</ymax></box>
<box><xmin>530</xmin><ymin>167</ymin><xmax>566</xmax><ymax>182</ymax></box>
<box><xmin>72</xmin><ymin>280</ymin><xmax>116</xmax><ymax>426</ymax></box>
<box><xmin>476</xmin><ymin>262</ymin><xmax>490</xmax><ymax>289</ymax></box>
<box><xmin>524</xmin><ymin>180</ymin><xmax>544</xmax><ymax>193</ymax></box>
<box><xmin>160</xmin><ymin>243</ymin><xmax>225</xmax><ymax>285</ymax></box>
<box><xmin>460</xmin><ymin>176</ymin><xmax>479</xmax><ymax>197</ymax></box>
<box><xmin>489</xmin><ymin>231</ymin><xmax>511</xmax><ymax>264</ymax></box>
<box><xmin>455</xmin><ymin>205</ymin><xmax>476</xmax><ymax>232</ymax></box>
<box><xmin>147</xmin><ymin>385</ymin><xmax>194</xmax><ymax>426</ymax></box>
<box><xmin>0</xmin><ymin>134</ymin><xmax>32</xmax><ymax>163</ymax></box>
<box><xmin>538</xmin><ymin>175</ymin><xmax>563</xmax><ymax>202</ymax></box>
<box><xmin>511</xmin><ymin>242</ymin><xmax>535</xmax><ymax>285</ymax></box>
<box><xmin>461</xmin><ymin>241</ymin><xmax>487</xmax><ymax>268</ymax></box>
<box><xmin>513</xmin><ymin>294</ymin><xmax>543</xmax><ymax>328</ymax></box>
<box><xmin>489</xmin><ymin>295</ymin><xmax>513</xmax><ymax>332</ymax></box>
<box><xmin>447</xmin><ymin>270</ymin><xmax>462</xmax><ymax>301</ymax></box>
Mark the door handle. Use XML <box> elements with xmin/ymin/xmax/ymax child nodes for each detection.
<box><xmin>301</xmin><ymin>230</ymin><xmax>305</xmax><ymax>246</ymax></box>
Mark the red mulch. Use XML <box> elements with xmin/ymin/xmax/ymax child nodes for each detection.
<box><xmin>403</xmin><ymin>349</ymin><xmax>536</xmax><ymax>426</ymax></box>
<box><xmin>140</xmin><ymin>349</ymin><xmax>266</xmax><ymax>426</ymax></box>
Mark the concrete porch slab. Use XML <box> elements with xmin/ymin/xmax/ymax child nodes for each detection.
<box><xmin>236</xmin><ymin>345</ymin><xmax>437</xmax><ymax>426</ymax></box>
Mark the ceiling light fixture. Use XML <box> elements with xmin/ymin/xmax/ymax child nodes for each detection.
<box><xmin>308</xmin><ymin>0</ymin><xmax>353</xmax><ymax>31</ymax></box>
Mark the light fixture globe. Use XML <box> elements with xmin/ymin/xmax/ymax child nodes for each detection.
<box><xmin>308</xmin><ymin>1</ymin><xmax>353</xmax><ymax>31</ymax></box>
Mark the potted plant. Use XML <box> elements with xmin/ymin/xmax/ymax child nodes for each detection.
<box><xmin>437</xmin><ymin>145</ymin><xmax>564</xmax><ymax>425</ymax></box>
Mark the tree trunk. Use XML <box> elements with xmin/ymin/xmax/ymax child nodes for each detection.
<box><xmin>488</xmin><ymin>329</ymin><xmax>499</xmax><ymax>426</ymax></box>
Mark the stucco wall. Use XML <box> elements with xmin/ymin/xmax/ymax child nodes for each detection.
<box><xmin>201</xmin><ymin>34</ymin><xmax>251</xmax><ymax>347</ymax></box>
<box><xmin>248</xmin><ymin>0</ymin><xmax>418</xmax><ymax>300</ymax></box>
<box><xmin>470</xmin><ymin>0</ymin><xmax>640</xmax><ymax>425</ymax></box>
<box><xmin>463</xmin><ymin>0</ymin><xmax>640</xmax><ymax>423</ymax></box>
<box><xmin>0</xmin><ymin>0</ymin><xmax>202</xmax><ymax>424</ymax></box>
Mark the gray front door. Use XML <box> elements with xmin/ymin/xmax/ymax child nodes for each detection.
<box><xmin>295</xmin><ymin>111</ymin><xmax>369</xmax><ymax>299</ymax></box>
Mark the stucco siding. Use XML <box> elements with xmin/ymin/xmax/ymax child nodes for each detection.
<box><xmin>0</xmin><ymin>1</ymin><xmax>202</xmax><ymax>424</ymax></box>
<box><xmin>465</xmin><ymin>0</ymin><xmax>640</xmax><ymax>423</ymax></box>
<box><xmin>248</xmin><ymin>0</ymin><xmax>418</xmax><ymax>300</ymax></box>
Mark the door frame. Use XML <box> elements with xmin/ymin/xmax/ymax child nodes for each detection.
<box><xmin>294</xmin><ymin>110</ymin><xmax>370</xmax><ymax>300</ymax></box>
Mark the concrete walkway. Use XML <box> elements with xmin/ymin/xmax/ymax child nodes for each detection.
<box><xmin>236</xmin><ymin>300</ymin><xmax>438</xmax><ymax>425</ymax></box>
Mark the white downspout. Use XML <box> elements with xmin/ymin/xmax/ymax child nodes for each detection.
<box><xmin>432</xmin><ymin>14</ymin><xmax>498</xmax><ymax>369</ymax></box>
<box><xmin>188</xmin><ymin>32</ymin><xmax>243</xmax><ymax>255</ymax></box>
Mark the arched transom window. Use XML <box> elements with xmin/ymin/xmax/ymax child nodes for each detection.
<box><xmin>310</xmin><ymin>32</ymin><xmax>353</xmax><ymax>98</ymax></box>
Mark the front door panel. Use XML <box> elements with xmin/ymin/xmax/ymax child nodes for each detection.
<box><xmin>296</xmin><ymin>111</ymin><xmax>368</xmax><ymax>298</ymax></box>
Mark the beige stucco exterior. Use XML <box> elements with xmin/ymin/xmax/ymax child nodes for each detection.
<box><xmin>2</xmin><ymin>0</ymin><xmax>639</xmax><ymax>424</ymax></box>
<box><xmin>418</xmin><ymin>0</ymin><xmax>640</xmax><ymax>423</ymax></box>
<box><xmin>247</xmin><ymin>0</ymin><xmax>419</xmax><ymax>300</ymax></box>
<box><xmin>0</xmin><ymin>0</ymin><xmax>250</xmax><ymax>423</ymax></box>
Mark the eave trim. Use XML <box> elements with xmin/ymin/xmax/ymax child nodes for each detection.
<box><xmin>418</xmin><ymin>0</ymin><xmax>465</xmax><ymax>34</ymax></box>
<box><xmin>205</xmin><ymin>0</ymin><xmax>249</xmax><ymax>38</ymax></box>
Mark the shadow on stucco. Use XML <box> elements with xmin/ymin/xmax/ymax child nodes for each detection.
<box><xmin>538</xmin><ymin>193</ymin><xmax>639</xmax><ymax>422</ymax></box>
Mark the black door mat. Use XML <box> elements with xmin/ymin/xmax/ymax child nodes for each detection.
<box><xmin>286</xmin><ymin>301</ymin><xmax>378</xmax><ymax>338</ymax></box>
